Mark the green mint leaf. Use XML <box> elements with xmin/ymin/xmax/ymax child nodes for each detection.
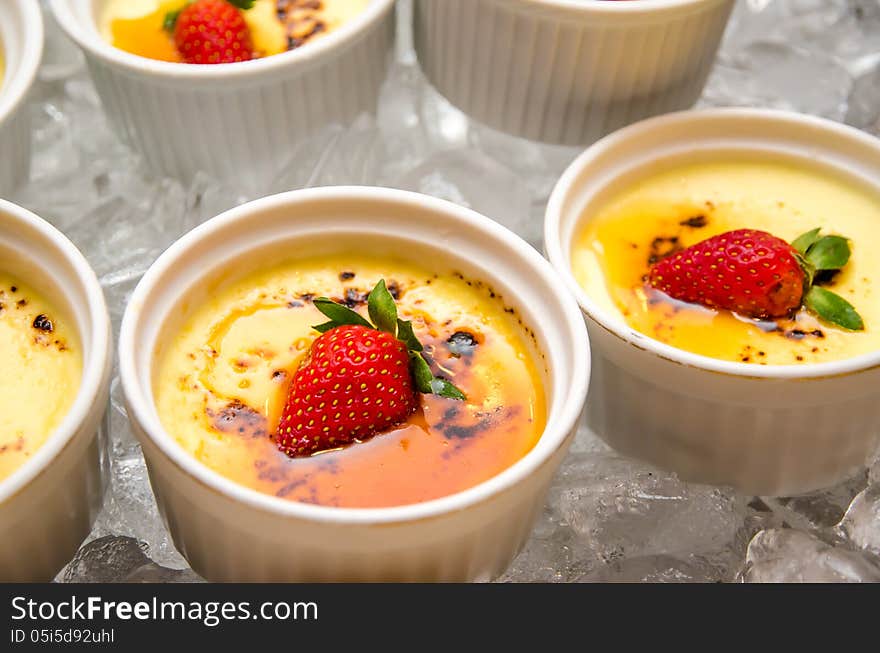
<box><xmin>804</xmin><ymin>286</ymin><xmax>864</xmax><ymax>331</ymax></box>
<box><xmin>397</xmin><ymin>319</ymin><xmax>422</xmax><ymax>352</ymax></box>
<box><xmin>311</xmin><ymin>321</ymin><xmax>337</xmax><ymax>334</ymax></box>
<box><xmin>163</xmin><ymin>8</ymin><xmax>183</xmax><ymax>32</ymax></box>
<box><xmin>227</xmin><ymin>0</ymin><xmax>256</xmax><ymax>9</ymax></box>
<box><xmin>430</xmin><ymin>379</ymin><xmax>466</xmax><ymax>401</ymax></box>
<box><xmin>409</xmin><ymin>353</ymin><xmax>434</xmax><ymax>394</ymax></box>
<box><xmin>312</xmin><ymin>298</ymin><xmax>372</xmax><ymax>330</ymax></box>
<box><xmin>805</xmin><ymin>235</ymin><xmax>851</xmax><ymax>271</ymax></box>
<box><xmin>367</xmin><ymin>280</ymin><xmax>398</xmax><ymax>335</ymax></box>
<box><xmin>791</xmin><ymin>228</ymin><xmax>822</xmax><ymax>256</ymax></box>
<box><xmin>409</xmin><ymin>353</ymin><xmax>466</xmax><ymax>400</ymax></box>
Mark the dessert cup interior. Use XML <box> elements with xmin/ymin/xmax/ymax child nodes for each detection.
<box><xmin>546</xmin><ymin>108</ymin><xmax>880</xmax><ymax>380</ymax></box>
<box><xmin>52</xmin><ymin>0</ymin><xmax>396</xmax><ymax>81</ymax></box>
<box><xmin>0</xmin><ymin>201</ymin><xmax>110</xmax><ymax>503</ymax></box>
<box><xmin>122</xmin><ymin>187</ymin><xmax>590</xmax><ymax>522</ymax></box>
<box><xmin>0</xmin><ymin>0</ymin><xmax>43</xmax><ymax>122</ymax></box>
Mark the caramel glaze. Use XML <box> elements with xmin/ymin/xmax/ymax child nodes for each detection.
<box><xmin>184</xmin><ymin>273</ymin><xmax>543</xmax><ymax>508</ymax></box>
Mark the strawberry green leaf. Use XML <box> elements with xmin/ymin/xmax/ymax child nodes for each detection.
<box><xmin>163</xmin><ymin>8</ymin><xmax>183</xmax><ymax>32</ymax></box>
<box><xmin>367</xmin><ymin>280</ymin><xmax>398</xmax><ymax>336</ymax></box>
<box><xmin>312</xmin><ymin>297</ymin><xmax>372</xmax><ymax>329</ymax></box>
<box><xmin>228</xmin><ymin>0</ymin><xmax>256</xmax><ymax>9</ymax></box>
<box><xmin>430</xmin><ymin>378</ymin><xmax>467</xmax><ymax>401</ymax></box>
<box><xmin>311</xmin><ymin>321</ymin><xmax>337</xmax><ymax>334</ymax></box>
<box><xmin>791</xmin><ymin>228</ymin><xmax>822</xmax><ymax>256</ymax></box>
<box><xmin>409</xmin><ymin>353</ymin><xmax>466</xmax><ymax>401</ymax></box>
<box><xmin>409</xmin><ymin>353</ymin><xmax>434</xmax><ymax>394</ymax></box>
<box><xmin>804</xmin><ymin>286</ymin><xmax>864</xmax><ymax>331</ymax></box>
<box><xmin>805</xmin><ymin>235</ymin><xmax>851</xmax><ymax>271</ymax></box>
<box><xmin>397</xmin><ymin>319</ymin><xmax>422</xmax><ymax>352</ymax></box>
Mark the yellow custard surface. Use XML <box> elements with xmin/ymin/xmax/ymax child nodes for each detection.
<box><xmin>100</xmin><ymin>0</ymin><xmax>370</xmax><ymax>63</ymax></box>
<box><xmin>572</xmin><ymin>159</ymin><xmax>880</xmax><ymax>365</ymax></box>
<box><xmin>154</xmin><ymin>256</ymin><xmax>547</xmax><ymax>508</ymax></box>
<box><xmin>0</xmin><ymin>274</ymin><xmax>82</xmax><ymax>482</ymax></box>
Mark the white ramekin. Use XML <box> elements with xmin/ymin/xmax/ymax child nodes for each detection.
<box><xmin>414</xmin><ymin>0</ymin><xmax>734</xmax><ymax>145</ymax></box>
<box><xmin>545</xmin><ymin>108</ymin><xmax>880</xmax><ymax>497</ymax></box>
<box><xmin>119</xmin><ymin>186</ymin><xmax>590</xmax><ymax>582</ymax></box>
<box><xmin>0</xmin><ymin>199</ymin><xmax>112</xmax><ymax>582</ymax></box>
<box><xmin>0</xmin><ymin>1</ymin><xmax>43</xmax><ymax>196</ymax></box>
<box><xmin>50</xmin><ymin>0</ymin><xmax>396</xmax><ymax>191</ymax></box>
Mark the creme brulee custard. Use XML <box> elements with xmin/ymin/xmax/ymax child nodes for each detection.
<box><xmin>572</xmin><ymin>158</ymin><xmax>880</xmax><ymax>365</ymax></box>
<box><xmin>0</xmin><ymin>274</ymin><xmax>82</xmax><ymax>481</ymax></box>
<box><xmin>154</xmin><ymin>256</ymin><xmax>546</xmax><ymax>508</ymax></box>
<box><xmin>100</xmin><ymin>0</ymin><xmax>371</xmax><ymax>63</ymax></box>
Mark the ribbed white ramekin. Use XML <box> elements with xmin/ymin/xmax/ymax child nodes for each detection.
<box><xmin>120</xmin><ymin>187</ymin><xmax>590</xmax><ymax>582</ymax></box>
<box><xmin>0</xmin><ymin>199</ymin><xmax>112</xmax><ymax>582</ymax></box>
<box><xmin>50</xmin><ymin>0</ymin><xmax>396</xmax><ymax>192</ymax></box>
<box><xmin>545</xmin><ymin>109</ymin><xmax>880</xmax><ymax>497</ymax></box>
<box><xmin>0</xmin><ymin>1</ymin><xmax>43</xmax><ymax>196</ymax></box>
<box><xmin>414</xmin><ymin>0</ymin><xmax>734</xmax><ymax>145</ymax></box>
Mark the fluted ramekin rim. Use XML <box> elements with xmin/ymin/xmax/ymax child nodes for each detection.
<box><xmin>49</xmin><ymin>0</ymin><xmax>395</xmax><ymax>81</ymax></box>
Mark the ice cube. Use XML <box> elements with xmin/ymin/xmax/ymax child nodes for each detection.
<box><xmin>743</xmin><ymin>529</ymin><xmax>880</xmax><ymax>582</ymax></box>
<box><xmin>837</xmin><ymin>484</ymin><xmax>880</xmax><ymax>558</ymax></box>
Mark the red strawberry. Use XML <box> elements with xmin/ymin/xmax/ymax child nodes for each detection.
<box><xmin>276</xmin><ymin>325</ymin><xmax>417</xmax><ymax>457</ymax></box>
<box><xmin>648</xmin><ymin>229</ymin><xmax>805</xmax><ymax>318</ymax></box>
<box><xmin>170</xmin><ymin>0</ymin><xmax>255</xmax><ymax>65</ymax></box>
<box><xmin>275</xmin><ymin>280</ymin><xmax>466</xmax><ymax>458</ymax></box>
<box><xmin>647</xmin><ymin>227</ymin><xmax>864</xmax><ymax>330</ymax></box>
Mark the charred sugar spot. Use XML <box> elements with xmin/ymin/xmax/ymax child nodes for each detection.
<box><xmin>437</xmin><ymin>406</ymin><xmax>519</xmax><ymax>440</ymax></box>
<box><xmin>10</xmin><ymin>286</ymin><xmax>16</xmax><ymax>293</ymax></box>
<box><xmin>679</xmin><ymin>214</ymin><xmax>708</xmax><ymax>228</ymax></box>
<box><xmin>276</xmin><ymin>478</ymin><xmax>308</xmax><ymax>498</ymax></box>
<box><xmin>278</xmin><ymin>1</ymin><xmax>328</xmax><ymax>48</ymax></box>
<box><xmin>16</xmin><ymin>299</ymin><xmax>27</xmax><ymax>308</ymax></box>
<box><xmin>208</xmin><ymin>400</ymin><xmax>267</xmax><ymax>439</ymax></box>
<box><xmin>339</xmin><ymin>271</ymin><xmax>355</xmax><ymax>281</ymax></box>
<box><xmin>272</xmin><ymin>370</ymin><xmax>288</xmax><ymax>382</ymax></box>
<box><xmin>648</xmin><ymin>236</ymin><xmax>681</xmax><ymax>265</ymax></box>
<box><xmin>446</xmin><ymin>331</ymin><xmax>478</xmax><ymax>357</ymax></box>
<box><xmin>442</xmin><ymin>405</ymin><xmax>460</xmax><ymax>422</ymax></box>
<box><xmin>339</xmin><ymin>288</ymin><xmax>368</xmax><ymax>308</ymax></box>
<box><xmin>0</xmin><ymin>436</ymin><xmax>25</xmax><ymax>454</ymax></box>
<box><xmin>32</xmin><ymin>314</ymin><xmax>54</xmax><ymax>333</ymax></box>
<box><xmin>386</xmin><ymin>280</ymin><xmax>402</xmax><ymax>300</ymax></box>
<box><xmin>814</xmin><ymin>269</ymin><xmax>841</xmax><ymax>287</ymax></box>
<box><xmin>784</xmin><ymin>328</ymin><xmax>825</xmax><ymax>341</ymax></box>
